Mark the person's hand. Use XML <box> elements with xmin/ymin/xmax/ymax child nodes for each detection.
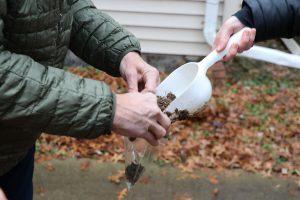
<box><xmin>0</xmin><ymin>188</ymin><xmax>7</xmax><ymax>200</ymax></box>
<box><xmin>112</xmin><ymin>92</ymin><xmax>170</xmax><ymax>146</ymax></box>
<box><xmin>120</xmin><ymin>52</ymin><xmax>160</xmax><ymax>93</ymax></box>
<box><xmin>213</xmin><ymin>16</ymin><xmax>256</xmax><ymax>61</ymax></box>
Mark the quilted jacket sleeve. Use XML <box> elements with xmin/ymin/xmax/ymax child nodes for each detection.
<box><xmin>235</xmin><ymin>0</ymin><xmax>300</xmax><ymax>41</ymax></box>
<box><xmin>0</xmin><ymin>17</ymin><xmax>115</xmax><ymax>139</ymax></box>
<box><xmin>69</xmin><ymin>0</ymin><xmax>141</xmax><ymax>77</ymax></box>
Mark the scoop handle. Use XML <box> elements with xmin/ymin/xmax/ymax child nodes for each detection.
<box><xmin>198</xmin><ymin>27</ymin><xmax>247</xmax><ymax>72</ymax></box>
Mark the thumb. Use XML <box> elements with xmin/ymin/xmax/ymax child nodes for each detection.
<box><xmin>215</xmin><ymin>27</ymin><xmax>233</xmax><ymax>52</ymax></box>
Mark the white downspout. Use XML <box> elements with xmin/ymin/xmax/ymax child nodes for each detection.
<box><xmin>204</xmin><ymin>0</ymin><xmax>219</xmax><ymax>46</ymax></box>
<box><xmin>204</xmin><ymin>0</ymin><xmax>300</xmax><ymax>69</ymax></box>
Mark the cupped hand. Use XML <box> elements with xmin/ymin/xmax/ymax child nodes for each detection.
<box><xmin>120</xmin><ymin>52</ymin><xmax>160</xmax><ymax>93</ymax></box>
<box><xmin>112</xmin><ymin>92</ymin><xmax>171</xmax><ymax>146</ymax></box>
<box><xmin>213</xmin><ymin>16</ymin><xmax>256</xmax><ymax>61</ymax></box>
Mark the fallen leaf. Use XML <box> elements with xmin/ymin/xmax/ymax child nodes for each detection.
<box><xmin>37</xmin><ymin>186</ymin><xmax>45</xmax><ymax>197</ymax></box>
<box><xmin>208</xmin><ymin>176</ymin><xmax>219</xmax><ymax>185</ymax></box>
<box><xmin>80</xmin><ymin>161</ymin><xmax>91</xmax><ymax>171</ymax></box>
<box><xmin>139</xmin><ymin>176</ymin><xmax>152</xmax><ymax>185</ymax></box>
<box><xmin>176</xmin><ymin>174</ymin><xmax>201</xmax><ymax>180</ymax></box>
<box><xmin>117</xmin><ymin>188</ymin><xmax>128</xmax><ymax>200</ymax></box>
<box><xmin>47</xmin><ymin>163</ymin><xmax>55</xmax><ymax>172</ymax></box>
<box><xmin>160</xmin><ymin>170</ymin><xmax>168</xmax><ymax>176</ymax></box>
<box><xmin>108</xmin><ymin>170</ymin><xmax>125</xmax><ymax>184</ymax></box>
<box><xmin>173</xmin><ymin>193</ymin><xmax>192</xmax><ymax>200</ymax></box>
<box><xmin>110</xmin><ymin>154</ymin><xmax>124</xmax><ymax>163</ymax></box>
<box><xmin>212</xmin><ymin>188</ymin><xmax>220</xmax><ymax>197</ymax></box>
<box><xmin>274</xmin><ymin>184</ymin><xmax>281</xmax><ymax>190</ymax></box>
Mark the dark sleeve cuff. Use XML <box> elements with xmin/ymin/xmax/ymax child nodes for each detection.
<box><xmin>233</xmin><ymin>4</ymin><xmax>254</xmax><ymax>28</ymax></box>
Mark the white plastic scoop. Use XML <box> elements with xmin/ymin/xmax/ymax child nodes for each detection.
<box><xmin>156</xmin><ymin>28</ymin><xmax>247</xmax><ymax>113</ymax></box>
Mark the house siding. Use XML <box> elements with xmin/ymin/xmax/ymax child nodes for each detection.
<box><xmin>92</xmin><ymin>0</ymin><xmax>241</xmax><ymax>56</ymax></box>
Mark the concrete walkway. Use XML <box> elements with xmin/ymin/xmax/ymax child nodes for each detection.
<box><xmin>33</xmin><ymin>159</ymin><xmax>300</xmax><ymax>200</ymax></box>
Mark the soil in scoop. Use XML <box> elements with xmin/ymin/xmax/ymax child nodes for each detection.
<box><xmin>157</xmin><ymin>92</ymin><xmax>190</xmax><ymax>122</ymax></box>
<box><xmin>157</xmin><ymin>92</ymin><xmax>176</xmax><ymax>111</ymax></box>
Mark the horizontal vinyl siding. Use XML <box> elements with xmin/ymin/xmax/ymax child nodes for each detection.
<box><xmin>125</xmin><ymin>27</ymin><xmax>206</xmax><ymax>43</ymax></box>
<box><xmin>140</xmin><ymin>40</ymin><xmax>212</xmax><ymax>55</ymax></box>
<box><xmin>92</xmin><ymin>0</ymin><xmax>225</xmax><ymax>56</ymax></box>
<box><xmin>97</xmin><ymin>0</ymin><xmax>224</xmax><ymax>15</ymax></box>
<box><xmin>103</xmin><ymin>11</ymin><xmax>223</xmax><ymax>29</ymax></box>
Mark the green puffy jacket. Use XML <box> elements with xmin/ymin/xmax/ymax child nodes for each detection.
<box><xmin>0</xmin><ymin>0</ymin><xmax>141</xmax><ymax>175</ymax></box>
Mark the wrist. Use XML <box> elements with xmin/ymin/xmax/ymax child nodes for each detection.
<box><xmin>120</xmin><ymin>52</ymin><xmax>144</xmax><ymax>77</ymax></box>
<box><xmin>118</xmin><ymin>50</ymin><xmax>141</xmax><ymax>73</ymax></box>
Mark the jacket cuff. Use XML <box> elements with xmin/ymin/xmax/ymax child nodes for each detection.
<box><xmin>85</xmin><ymin>89</ymin><xmax>115</xmax><ymax>139</ymax></box>
<box><xmin>243</xmin><ymin>0</ymin><xmax>266</xmax><ymax>42</ymax></box>
<box><xmin>233</xmin><ymin>4</ymin><xmax>254</xmax><ymax>28</ymax></box>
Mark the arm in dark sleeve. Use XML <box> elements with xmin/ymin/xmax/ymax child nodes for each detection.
<box><xmin>234</xmin><ymin>0</ymin><xmax>300</xmax><ymax>42</ymax></box>
<box><xmin>69</xmin><ymin>0</ymin><xmax>141</xmax><ymax>77</ymax></box>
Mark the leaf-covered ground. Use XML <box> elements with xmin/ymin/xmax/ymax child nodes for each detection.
<box><xmin>36</xmin><ymin>57</ymin><xmax>300</xmax><ymax>181</ymax></box>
